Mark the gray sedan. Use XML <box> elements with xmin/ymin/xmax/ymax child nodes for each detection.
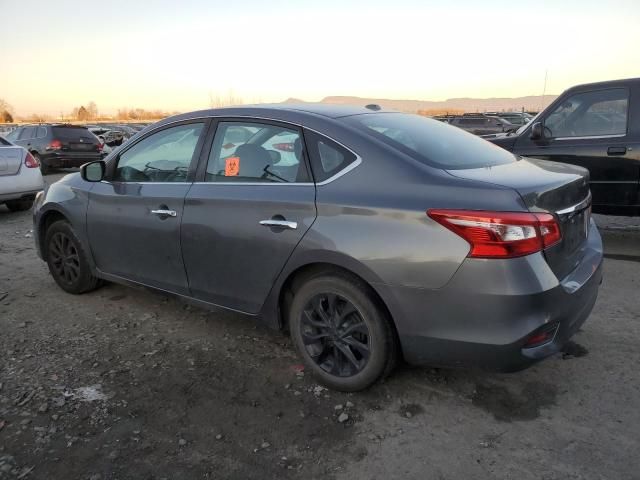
<box><xmin>33</xmin><ymin>104</ymin><xmax>603</xmax><ymax>391</ymax></box>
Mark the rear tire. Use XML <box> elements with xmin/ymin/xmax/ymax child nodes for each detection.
<box><xmin>45</xmin><ymin>220</ymin><xmax>101</xmax><ymax>294</ymax></box>
<box><xmin>5</xmin><ymin>198</ymin><xmax>34</xmax><ymax>212</ymax></box>
<box><xmin>289</xmin><ymin>272</ymin><xmax>397</xmax><ymax>392</ymax></box>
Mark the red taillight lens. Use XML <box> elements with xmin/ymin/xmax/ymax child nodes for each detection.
<box><xmin>96</xmin><ymin>142</ymin><xmax>103</xmax><ymax>152</ymax></box>
<box><xmin>47</xmin><ymin>139</ymin><xmax>62</xmax><ymax>150</ymax></box>
<box><xmin>427</xmin><ymin>210</ymin><xmax>562</xmax><ymax>259</ymax></box>
<box><xmin>272</xmin><ymin>142</ymin><xmax>295</xmax><ymax>152</ymax></box>
<box><xmin>24</xmin><ymin>152</ymin><xmax>39</xmax><ymax>168</ymax></box>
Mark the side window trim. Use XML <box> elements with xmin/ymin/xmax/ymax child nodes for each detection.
<box><xmin>105</xmin><ymin>118</ymin><xmax>212</xmax><ymax>183</ymax></box>
<box><xmin>197</xmin><ymin>117</ymin><xmax>313</xmax><ymax>185</ymax></box>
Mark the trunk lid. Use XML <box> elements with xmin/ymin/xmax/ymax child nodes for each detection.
<box><xmin>446</xmin><ymin>157</ymin><xmax>592</xmax><ymax>280</ymax></box>
<box><xmin>0</xmin><ymin>146</ymin><xmax>24</xmax><ymax>176</ymax></box>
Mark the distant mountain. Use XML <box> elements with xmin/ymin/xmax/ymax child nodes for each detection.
<box><xmin>282</xmin><ymin>94</ymin><xmax>558</xmax><ymax>113</ymax></box>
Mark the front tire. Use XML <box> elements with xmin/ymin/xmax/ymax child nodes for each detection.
<box><xmin>5</xmin><ymin>198</ymin><xmax>34</xmax><ymax>212</ymax></box>
<box><xmin>289</xmin><ymin>272</ymin><xmax>397</xmax><ymax>392</ymax></box>
<box><xmin>45</xmin><ymin>220</ymin><xmax>101</xmax><ymax>294</ymax></box>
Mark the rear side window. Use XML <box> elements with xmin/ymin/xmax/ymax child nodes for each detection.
<box><xmin>4</xmin><ymin>129</ymin><xmax>20</xmax><ymax>142</ymax></box>
<box><xmin>205</xmin><ymin>121</ymin><xmax>310</xmax><ymax>183</ymax></box>
<box><xmin>345</xmin><ymin>113</ymin><xmax>516</xmax><ymax>170</ymax></box>
<box><xmin>304</xmin><ymin>130</ymin><xmax>357</xmax><ymax>182</ymax></box>
<box><xmin>19</xmin><ymin>126</ymin><xmax>36</xmax><ymax>140</ymax></box>
<box><xmin>36</xmin><ymin>126</ymin><xmax>47</xmax><ymax>138</ymax></box>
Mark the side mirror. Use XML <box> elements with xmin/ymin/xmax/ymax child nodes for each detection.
<box><xmin>81</xmin><ymin>160</ymin><xmax>106</xmax><ymax>182</ymax></box>
<box><xmin>529</xmin><ymin>121</ymin><xmax>544</xmax><ymax>140</ymax></box>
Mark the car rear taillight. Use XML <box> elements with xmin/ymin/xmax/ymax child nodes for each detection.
<box><xmin>46</xmin><ymin>139</ymin><xmax>62</xmax><ymax>150</ymax></box>
<box><xmin>96</xmin><ymin>142</ymin><xmax>103</xmax><ymax>152</ymax></box>
<box><xmin>272</xmin><ymin>142</ymin><xmax>295</xmax><ymax>152</ymax></box>
<box><xmin>24</xmin><ymin>152</ymin><xmax>39</xmax><ymax>168</ymax></box>
<box><xmin>427</xmin><ymin>210</ymin><xmax>562</xmax><ymax>259</ymax></box>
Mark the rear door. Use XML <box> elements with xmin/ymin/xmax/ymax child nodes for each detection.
<box><xmin>513</xmin><ymin>87</ymin><xmax>640</xmax><ymax>210</ymax></box>
<box><xmin>87</xmin><ymin>120</ymin><xmax>208</xmax><ymax>294</ymax></box>
<box><xmin>181</xmin><ymin>119</ymin><xmax>316</xmax><ymax>313</ymax></box>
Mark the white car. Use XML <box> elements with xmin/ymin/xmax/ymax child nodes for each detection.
<box><xmin>0</xmin><ymin>136</ymin><xmax>44</xmax><ymax>212</ymax></box>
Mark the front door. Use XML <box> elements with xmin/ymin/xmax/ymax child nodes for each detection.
<box><xmin>513</xmin><ymin>87</ymin><xmax>640</xmax><ymax>209</ymax></box>
<box><xmin>181</xmin><ymin>119</ymin><xmax>316</xmax><ymax>313</ymax></box>
<box><xmin>87</xmin><ymin>121</ymin><xmax>207</xmax><ymax>294</ymax></box>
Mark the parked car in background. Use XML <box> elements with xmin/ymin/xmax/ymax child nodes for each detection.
<box><xmin>485</xmin><ymin>112</ymin><xmax>533</xmax><ymax>126</ymax></box>
<box><xmin>486</xmin><ymin>77</ymin><xmax>640</xmax><ymax>216</ymax></box>
<box><xmin>0</xmin><ymin>136</ymin><xmax>44</xmax><ymax>211</ymax></box>
<box><xmin>34</xmin><ymin>104</ymin><xmax>602</xmax><ymax>391</ymax></box>
<box><xmin>448</xmin><ymin>115</ymin><xmax>517</xmax><ymax>135</ymax></box>
<box><xmin>87</xmin><ymin>126</ymin><xmax>124</xmax><ymax>147</ymax></box>
<box><xmin>5</xmin><ymin>124</ymin><xmax>104</xmax><ymax>174</ymax></box>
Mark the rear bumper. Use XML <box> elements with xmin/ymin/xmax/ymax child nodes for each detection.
<box><xmin>381</xmin><ymin>220</ymin><xmax>603</xmax><ymax>371</ymax></box>
<box><xmin>0</xmin><ymin>168</ymin><xmax>45</xmax><ymax>202</ymax></box>
<box><xmin>41</xmin><ymin>151</ymin><xmax>103</xmax><ymax>168</ymax></box>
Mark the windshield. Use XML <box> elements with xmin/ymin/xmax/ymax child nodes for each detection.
<box><xmin>344</xmin><ymin>113</ymin><xmax>517</xmax><ymax>170</ymax></box>
<box><xmin>516</xmin><ymin>112</ymin><xmax>541</xmax><ymax>134</ymax></box>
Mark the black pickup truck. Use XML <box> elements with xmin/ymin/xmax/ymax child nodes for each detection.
<box><xmin>486</xmin><ymin>78</ymin><xmax>640</xmax><ymax>216</ymax></box>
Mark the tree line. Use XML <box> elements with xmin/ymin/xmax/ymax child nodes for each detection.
<box><xmin>0</xmin><ymin>98</ymin><xmax>176</xmax><ymax>123</ymax></box>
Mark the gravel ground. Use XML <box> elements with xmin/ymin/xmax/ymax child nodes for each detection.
<box><xmin>0</xmin><ymin>171</ymin><xmax>639</xmax><ymax>479</ymax></box>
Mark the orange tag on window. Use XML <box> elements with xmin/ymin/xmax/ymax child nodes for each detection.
<box><xmin>225</xmin><ymin>157</ymin><xmax>240</xmax><ymax>176</ymax></box>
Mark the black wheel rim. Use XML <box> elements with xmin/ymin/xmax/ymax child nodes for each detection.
<box><xmin>301</xmin><ymin>293</ymin><xmax>370</xmax><ymax>377</ymax></box>
<box><xmin>49</xmin><ymin>232</ymin><xmax>80</xmax><ymax>285</ymax></box>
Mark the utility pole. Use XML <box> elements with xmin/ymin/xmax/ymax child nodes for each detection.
<box><xmin>541</xmin><ymin>69</ymin><xmax>548</xmax><ymax>111</ymax></box>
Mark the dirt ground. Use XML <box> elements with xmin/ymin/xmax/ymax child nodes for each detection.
<box><xmin>1</xmin><ymin>172</ymin><xmax>639</xmax><ymax>480</ymax></box>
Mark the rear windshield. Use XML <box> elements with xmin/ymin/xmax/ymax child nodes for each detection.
<box><xmin>344</xmin><ymin>113</ymin><xmax>517</xmax><ymax>170</ymax></box>
<box><xmin>52</xmin><ymin>126</ymin><xmax>97</xmax><ymax>141</ymax></box>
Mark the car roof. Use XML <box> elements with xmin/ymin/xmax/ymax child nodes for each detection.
<box><xmin>178</xmin><ymin>103</ymin><xmax>389</xmax><ymax>121</ymax></box>
<box><xmin>566</xmin><ymin>77</ymin><xmax>640</xmax><ymax>93</ymax></box>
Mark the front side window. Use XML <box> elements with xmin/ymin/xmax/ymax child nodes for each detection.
<box><xmin>113</xmin><ymin>122</ymin><xmax>204</xmax><ymax>182</ymax></box>
<box><xmin>205</xmin><ymin>121</ymin><xmax>309</xmax><ymax>183</ymax></box>
<box><xmin>544</xmin><ymin>88</ymin><xmax>628</xmax><ymax>138</ymax></box>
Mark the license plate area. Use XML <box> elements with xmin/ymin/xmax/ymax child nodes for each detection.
<box><xmin>561</xmin><ymin>207</ymin><xmax>590</xmax><ymax>253</ymax></box>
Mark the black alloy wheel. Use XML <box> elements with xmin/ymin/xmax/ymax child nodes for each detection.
<box><xmin>48</xmin><ymin>231</ymin><xmax>81</xmax><ymax>287</ymax></box>
<box><xmin>45</xmin><ymin>220</ymin><xmax>101</xmax><ymax>294</ymax></box>
<box><xmin>289</xmin><ymin>272</ymin><xmax>397</xmax><ymax>391</ymax></box>
<box><xmin>301</xmin><ymin>293</ymin><xmax>370</xmax><ymax>377</ymax></box>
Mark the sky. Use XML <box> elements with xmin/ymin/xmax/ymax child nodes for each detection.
<box><xmin>1</xmin><ymin>0</ymin><xmax>639</xmax><ymax>116</ymax></box>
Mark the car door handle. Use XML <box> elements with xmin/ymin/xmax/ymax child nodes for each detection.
<box><xmin>607</xmin><ymin>146</ymin><xmax>627</xmax><ymax>156</ymax></box>
<box><xmin>151</xmin><ymin>209</ymin><xmax>177</xmax><ymax>217</ymax></box>
<box><xmin>259</xmin><ymin>219</ymin><xmax>297</xmax><ymax>230</ymax></box>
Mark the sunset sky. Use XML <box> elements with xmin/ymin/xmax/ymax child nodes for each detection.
<box><xmin>1</xmin><ymin>0</ymin><xmax>639</xmax><ymax>116</ymax></box>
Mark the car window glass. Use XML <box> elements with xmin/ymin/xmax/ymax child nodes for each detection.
<box><xmin>544</xmin><ymin>88</ymin><xmax>628</xmax><ymax>138</ymax></box>
<box><xmin>113</xmin><ymin>122</ymin><xmax>204</xmax><ymax>182</ymax></box>
<box><xmin>5</xmin><ymin>129</ymin><xmax>20</xmax><ymax>142</ymax></box>
<box><xmin>346</xmin><ymin>112</ymin><xmax>516</xmax><ymax>170</ymax></box>
<box><xmin>36</xmin><ymin>127</ymin><xmax>47</xmax><ymax>138</ymax></box>
<box><xmin>19</xmin><ymin>126</ymin><xmax>36</xmax><ymax>140</ymax></box>
<box><xmin>205</xmin><ymin>121</ymin><xmax>308</xmax><ymax>183</ymax></box>
<box><xmin>304</xmin><ymin>130</ymin><xmax>357</xmax><ymax>182</ymax></box>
